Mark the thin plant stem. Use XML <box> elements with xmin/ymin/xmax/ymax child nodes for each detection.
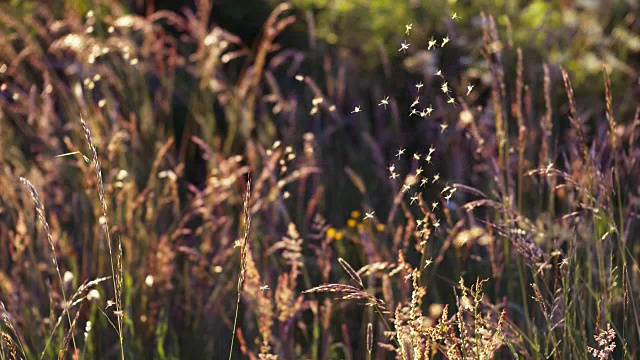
<box><xmin>229</xmin><ymin>178</ymin><xmax>252</xmax><ymax>360</ymax></box>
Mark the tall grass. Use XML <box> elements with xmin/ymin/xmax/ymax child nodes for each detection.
<box><xmin>0</xmin><ymin>1</ymin><xmax>638</xmax><ymax>359</ymax></box>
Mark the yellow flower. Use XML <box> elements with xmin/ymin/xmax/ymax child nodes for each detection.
<box><xmin>335</xmin><ymin>232</ymin><xmax>343</xmax><ymax>241</ymax></box>
<box><xmin>350</xmin><ymin>210</ymin><xmax>361</xmax><ymax>219</ymax></box>
<box><xmin>347</xmin><ymin>219</ymin><xmax>357</xmax><ymax>228</ymax></box>
<box><xmin>326</xmin><ymin>227</ymin><xmax>336</xmax><ymax>239</ymax></box>
<box><xmin>376</xmin><ymin>223</ymin><xmax>385</xmax><ymax>232</ymax></box>
<box><xmin>357</xmin><ymin>223</ymin><xmax>364</xmax><ymax>231</ymax></box>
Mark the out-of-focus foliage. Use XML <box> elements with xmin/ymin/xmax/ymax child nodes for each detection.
<box><xmin>283</xmin><ymin>0</ymin><xmax>639</xmax><ymax>106</ymax></box>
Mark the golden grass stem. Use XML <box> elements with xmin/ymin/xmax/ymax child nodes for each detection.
<box><xmin>229</xmin><ymin>178</ymin><xmax>252</xmax><ymax>360</ymax></box>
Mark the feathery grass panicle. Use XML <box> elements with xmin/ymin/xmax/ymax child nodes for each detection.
<box><xmin>274</xmin><ymin>271</ymin><xmax>303</xmax><ymax>324</ymax></box>
<box><xmin>20</xmin><ymin>177</ymin><xmax>77</xmax><ymax>355</ymax></box>
<box><xmin>229</xmin><ymin>178</ymin><xmax>252</xmax><ymax>360</ymax></box>
<box><xmin>303</xmin><ymin>284</ymin><xmax>389</xmax><ymax>314</ymax></box>
<box><xmin>242</xmin><ymin>245</ymin><xmax>262</xmax><ymax>304</ymax></box>
<box><xmin>0</xmin><ymin>302</ymin><xmax>26</xmax><ymax>358</ymax></box>
<box><xmin>79</xmin><ymin>118</ymin><xmax>124</xmax><ymax>359</ymax></box>
<box><xmin>588</xmin><ymin>323</ymin><xmax>617</xmax><ymax>360</ymax></box>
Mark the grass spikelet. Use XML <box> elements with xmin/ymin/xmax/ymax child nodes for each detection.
<box><xmin>337</xmin><ymin>258</ymin><xmax>363</xmax><ymax>287</ymax></box>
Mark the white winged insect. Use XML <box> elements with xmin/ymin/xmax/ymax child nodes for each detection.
<box><xmin>399</xmin><ymin>40</ymin><xmax>410</xmax><ymax>53</ymax></box>
<box><xmin>405</xmin><ymin>23</ymin><xmax>413</xmax><ymax>35</ymax></box>
<box><xmin>379</xmin><ymin>96</ymin><xmax>390</xmax><ymax>108</ymax></box>
<box><xmin>428</xmin><ymin>37</ymin><xmax>437</xmax><ymax>50</ymax></box>
<box><xmin>466</xmin><ymin>84</ymin><xmax>474</xmax><ymax>96</ymax></box>
<box><xmin>441</xmin><ymin>35</ymin><xmax>450</xmax><ymax>47</ymax></box>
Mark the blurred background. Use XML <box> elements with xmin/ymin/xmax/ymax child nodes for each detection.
<box><xmin>0</xmin><ymin>0</ymin><xmax>639</xmax><ymax>358</ymax></box>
